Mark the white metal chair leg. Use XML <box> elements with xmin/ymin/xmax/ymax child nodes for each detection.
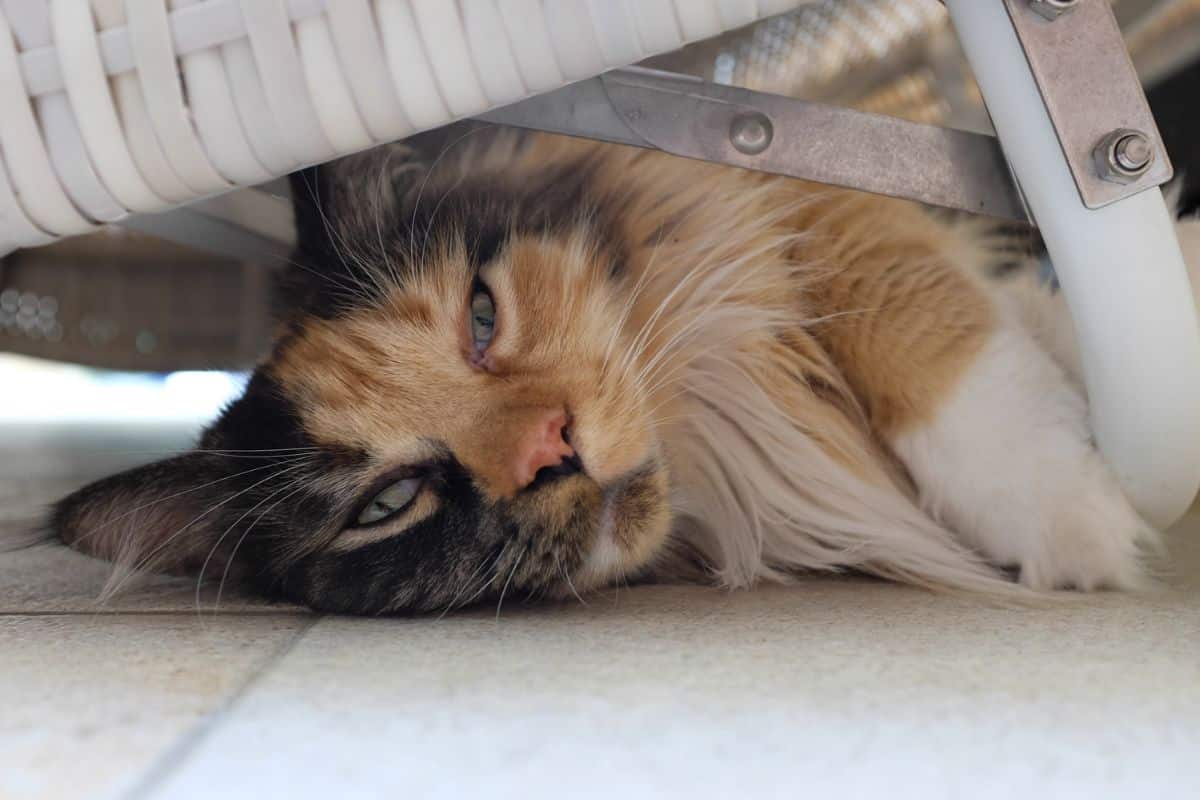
<box><xmin>946</xmin><ymin>0</ymin><xmax>1200</xmax><ymax>528</ymax></box>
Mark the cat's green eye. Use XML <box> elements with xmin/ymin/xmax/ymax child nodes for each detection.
<box><xmin>470</xmin><ymin>287</ymin><xmax>496</xmax><ymax>351</ymax></box>
<box><xmin>355</xmin><ymin>477</ymin><xmax>421</xmax><ymax>526</ymax></box>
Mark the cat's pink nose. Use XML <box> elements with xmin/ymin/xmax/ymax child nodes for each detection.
<box><xmin>513</xmin><ymin>409</ymin><xmax>577</xmax><ymax>490</ymax></box>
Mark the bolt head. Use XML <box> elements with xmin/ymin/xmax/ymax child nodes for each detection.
<box><xmin>730</xmin><ymin>112</ymin><xmax>773</xmax><ymax>156</ymax></box>
<box><xmin>1114</xmin><ymin>134</ymin><xmax>1153</xmax><ymax>173</ymax></box>
<box><xmin>1029</xmin><ymin>0</ymin><xmax>1078</xmax><ymax>20</ymax></box>
<box><xmin>1094</xmin><ymin>129</ymin><xmax>1155</xmax><ymax>184</ymax></box>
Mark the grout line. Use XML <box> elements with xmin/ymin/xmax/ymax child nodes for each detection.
<box><xmin>119</xmin><ymin>614</ymin><xmax>324</xmax><ymax>800</ymax></box>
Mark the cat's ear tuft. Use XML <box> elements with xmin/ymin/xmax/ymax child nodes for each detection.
<box><xmin>52</xmin><ymin>452</ymin><xmax>237</xmax><ymax>578</ymax></box>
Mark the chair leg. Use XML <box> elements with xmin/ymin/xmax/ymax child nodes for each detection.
<box><xmin>945</xmin><ymin>0</ymin><xmax>1200</xmax><ymax>528</ymax></box>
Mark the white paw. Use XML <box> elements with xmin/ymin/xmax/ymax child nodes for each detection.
<box><xmin>895</xmin><ymin>326</ymin><xmax>1160</xmax><ymax>591</ymax></box>
<box><xmin>976</xmin><ymin>453</ymin><xmax>1159</xmax><ymax>591</ymax></box>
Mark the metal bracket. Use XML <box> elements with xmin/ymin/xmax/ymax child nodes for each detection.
<box><xmin>480</xmin><ymin>67</ymin><xmax>1029</xmax><ymax>223</ymax></box>
<box><xmin>1003</xmin><ymin>0</ymin><xmax>1172</xmax><ymax>209</ymax></box>
<box><xmin>125</xmin><ymin>65</ymin><xmax>1037</xmax><ymax>263</ymax></box>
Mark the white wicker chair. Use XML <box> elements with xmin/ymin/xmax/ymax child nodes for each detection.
<box><xmin>0</xmin><ymin>0</ymin><xmax>801</xmax><ymax>250</ymax></box>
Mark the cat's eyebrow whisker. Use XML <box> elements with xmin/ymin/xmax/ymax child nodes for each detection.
<box><xmin>174</xmin><ymin>453</ymin><xmax>314</xmax><ymax>461</ymax></box>
<box><xmin>405</xmin><ymin>124</ymin><xmax>494</xmax><ymax>269</ymax></box>
<box><xmin>299</xmin><ymin>172</ymin><xmax>380</xmax><ymax>304</ymax></box>
<box><xmin>109</xmin><ymin>447</ymin><xmax>322</xmax><ymax>455</ymax></box>
<box><xmin>281</xmin><ymin>254</ymin><xmax>372</xmax><ymax>307</ymax></box>
<box><xmin>72</xmin><ymin>456</ymin><xmax>314</xmax><ymax>548</ymax></box>
<box><xmin>100</xmin><ymin>462</ymin><xmax>309</xmax><ymax>601</ymax></box>
<box><xmin>350</xmin><ymin>155</ymin><xmax>405</xmax><ymax>302</ymax></box>
<box><xmin>307</xmin><ymin>167</ymin><xmax>391</xmax><ymax>302</ymax></box>
<box><xmin>226</xmin><ymin>229</ymin><xmax>371</xmax><ymax>309</ymax></box>
<box><xmin>378</xmin><ymin>152</ymin><xmax>440</xmax><ymax>297</ymax></box>
<box><xmin>418</xmin><ymin>174</ymin><xmax>469</xmax><ymax>269</ymax></box>
<box><xmin>94</xmin><ymin>448</ymin><xmax>323</xmax><ymax>462</ymax></box>
<box><xmin>194</xmin><ymin>468</ymin><xmax>310</xmax><ymax>612</ymax></box>
<box><xmin>212</xmin><ymin>480</ymin><xmax>311</xmax><ymax>615</ymax></box>
<box><xmin>302</xmin><ymin>171</ymin><xmax>357</xmax><ymax>285</ymax></box>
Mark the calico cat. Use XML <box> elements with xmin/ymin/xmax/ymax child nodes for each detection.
<box><xmin>52</xmin><ymin>126</ymin><xmax>1178</xmax><ymax>614</ymax></box>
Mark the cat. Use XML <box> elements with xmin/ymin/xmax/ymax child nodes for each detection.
<box><xmin>51</xmin><ymin>124</ymin><xmax>1185</xmax><ymax>614</ymax></box>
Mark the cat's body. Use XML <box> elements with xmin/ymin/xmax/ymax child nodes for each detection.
<box><xmin>53</xmin><ymin>127</ymin><xmax>1168</xmax><ymax>613</ymax></box>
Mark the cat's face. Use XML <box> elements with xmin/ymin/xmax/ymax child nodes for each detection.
<box><xmin>54</xmin><ymin>132</ymin><xmax>673</xmax><ymax>614</ymax></box>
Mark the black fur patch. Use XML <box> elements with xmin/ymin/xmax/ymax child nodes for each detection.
<box><xmin>284</xmin><ymin>126</ymin><xmax>628</xmax><ymax>320</ymax></box>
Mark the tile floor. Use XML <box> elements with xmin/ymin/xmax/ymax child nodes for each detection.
<box><xmin>3</xmin><ymin>421</ymin><xmax>1199</xmax><ymax>799</ymax></box>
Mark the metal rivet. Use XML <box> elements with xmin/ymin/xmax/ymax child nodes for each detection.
<box><xmin>1029</xmin><ymin>0</ymin><xmax>1078</xmax><ymax>20</ymax></box>
<box><xmin>730</xmin><ymin>112</ymin><xmax>773</xmax><ymax>156</ymax></box>
<box><xmin>1094</xmin><ymin>129</ymin><xmax>1155</xmax><ymax>183</ymax></box>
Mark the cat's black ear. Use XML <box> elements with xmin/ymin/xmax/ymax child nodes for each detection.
<box><xmin>52</xmin><ymin>452</ymin><xmax>239</xmax><ymax>577</ymax></box>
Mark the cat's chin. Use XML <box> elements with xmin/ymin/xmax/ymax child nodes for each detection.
<box><xmin>569</xmin><ymin>461</ymin><xmax>671</xmax><ymax>592</ymax></box>
<box><xmin>576</xmin><ymin>526</ymin><xmax>625</xmax><ymax>589</ymax></box>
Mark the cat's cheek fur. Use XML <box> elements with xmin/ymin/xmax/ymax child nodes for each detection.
<box><xmin>892</xmin><ymin>323</ymin><xmax>1159</xmax><ymax>590</ymax></box>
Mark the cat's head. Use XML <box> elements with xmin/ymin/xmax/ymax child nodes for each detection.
<box><xmin>54</xmin><ymin>130</ymin><xmax>674</xmax><ymax>614</ymax></box>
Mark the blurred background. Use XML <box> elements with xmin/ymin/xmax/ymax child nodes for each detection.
<box><xmin>3</xmin><ymin>0</ymin><xmax>1199</xmax><ymax>527</ymax></box>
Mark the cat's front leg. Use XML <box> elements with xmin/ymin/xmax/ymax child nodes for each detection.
<box><xmin>890</xmin><ymin>320</ymin><xmax>1160</xmax><ymax>590</ymax></box>
<box><xmin>803</xmin><ymin>206</ymin><xmax>1159</xmax><ymax>590</ymax></box>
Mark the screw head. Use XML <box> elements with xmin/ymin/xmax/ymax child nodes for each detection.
<box><xmin>1029</xmin><ymin>0</ymin><xmax>1078</xmax><ymax>20</ymax></box>
<box><xmin>1095</xmin><ymin>129</ymin><xmax>1155</xmax><ymax>183</ymax></box>
<box><xmin>730</xmin><ymin>112</ymin><xmax>773</xmax><ymax>156</ymax></box>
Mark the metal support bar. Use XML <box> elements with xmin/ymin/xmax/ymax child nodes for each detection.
<box><xmin>480</xmin><ymin>67</ymin><xmax>1029</xmax><ymax>222</ymax></box>
<box><xmin>125</xmin><ymin>69</ymin><xmax>1033</xmax><ymax>262</ymax></box>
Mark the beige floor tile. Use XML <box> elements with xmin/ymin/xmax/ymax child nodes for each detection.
<box><xmin>0</xmin><ymin>614</ymin><xmax>313</xmax><ymax>800</ymax></box>
<box><xmin>0</xmin><ymin>420</ymin><xmax>302</xmax><ymax>613</ymax></box>
<box><xmin>0</xmin><ymin>544</ymin><xmax>303</xmax><ymax>614</ymax></box>
<box><xmin>4</xmin><ymin>412</ymin><xmax>1199</xmax><ymax>798</ymax></box>
<box><xmin>146</xmin><ymin>553</ymin><xmax>1200</xmax><ymax>799</ymax></box>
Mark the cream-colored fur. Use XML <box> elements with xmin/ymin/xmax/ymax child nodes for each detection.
<box><xmin>921</xmin><ymin>216</ymin><xmax>1200</xmax><ymax>589</ymax></box>
<box><xmin>893</xmin><ymin>323</ymin><xmax>1156</xmax><ymax>590</ymax></box>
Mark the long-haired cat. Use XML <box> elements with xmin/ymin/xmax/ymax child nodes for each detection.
<box><xmin>51</xmin><ymin>125</ymin><xmax>1187</xmax><ymax>614</ymax></box>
